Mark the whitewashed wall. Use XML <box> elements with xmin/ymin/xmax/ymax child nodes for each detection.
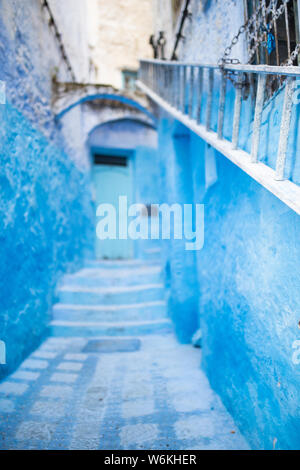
<box><xmin>153</xmin><ymin>0</ymin><xmax>247</xmax><ymax>63</ymax></box>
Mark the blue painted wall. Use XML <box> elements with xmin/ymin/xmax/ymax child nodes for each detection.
<box><xmin>158</xmin><ymin>116</ymin><xmax>199</xmax><ymax>344</ymax></box>
<box><xmin>193</xmin><ymin>142</ymin><xmax>300</xmax><ymax>450</ymax></box>
<box><xmin>153</xmin><ymin>0</ymin><xmax>300</xmax><ymax>447</ymax></box>
<box><xmin>156</xmin><ymin>108</ymin><xmax>300</xmax><ymax>448</ymax></box>
<box><xmin>0</xmin><ymin>3</ymin><xmax>94</xmax><ymax>381</ymax></box>
<box><xmin>0</xmin><ymin>102</ymin><xmax>94</xmax><ymax>382</ymax></box>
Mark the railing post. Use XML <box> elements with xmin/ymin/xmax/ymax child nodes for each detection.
<box><xmin>170</xmin><ymin>65</ymin><xmax>174</xmax><ymax>106</ymax></box>
<box><xmin>168</xmin><ymin>65</ymin><xmax>172</xmax><ymax>104</ymax></box>
<box><xmin>176</xmin><ymin>65</ymin><xmax>181</xmax><ymax>110</ymax></box>
<box><xmin>163</xmin><ymin>65</ymin><xmax>166</xmax><ymax>100</ymax></box>
<box><xmin>232</xmin><ymin>74</ymin><xmax>243</xmax><ymax>149</ymax></box>
<box><xmin>166</xmin><ymin>65</ymin><xmax>170</xmax><ymax>103</ymax></box>
<box><xmin>151</xmin><ymin>62</ymin><xmax>154</xmax><ymax>90</ymax></box>
<box><xmin>275</xmin><ymin>76</ymin><xmax>295</xmax><ymax>180</ymax></box>
<box><xmin>251</xmin><ymin>74</ymin><xmax>266</xmax><ymax>163</ymax></box>
<box><xmin>185</xmin><ymin>66</ymin><xmax>190</xmax><ymax>115</ymax></box>
<box><xmin>206</xmin><ymin>68</ymin><xmax>214</xmax><ymax>130</ymax></box>
<box><xmin>189</xmin><ymin>66</ymin><xmax>195</xmax><ymax>119</ymax></box>
<box><xmin>217</xmin><ymin>73</ymin><xmax>227</xmax><ymax>139</ymax></box>
<box><xmin>171</xmin><ymin>65</ymin><xmax>175</xmax><ymax>107</ymax></box>
<box><xmin>153</xmin><ymin>63</ymin><xmax>155</xmax><ymax>92</ymax></box>
<box><xmin>171</xmin><ymin>65</ymin><xmax>175</xmax><ymax>106</ymax></box>
<box><xmin>160</xmin><ymin>64</ymin><xmax>163</xmax><ymax>96</ymax></box>
<box><xmin>197</xmin><ymin>67</ymin><xmax>203</xmax><ymax>124</ymax></box>
<box><xmin>182</xmin><ymin>65</ymin><xmax>187</xmax><ymax>113</ymax></box>
<box><xmin>164</xmin><ymin>65</ymin><xmax>168</xmax><ymax>101</ymax></box>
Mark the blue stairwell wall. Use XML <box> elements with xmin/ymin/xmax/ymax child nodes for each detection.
<box><xmin>0</xmin><ymin>4</ymin><xmax>94</xmax><ymax>381</ymax></box>
<box><xmin>157</xmin><ymin>109</ymin><xmax>300</xmax><ymax>449</ymax></box>
<box><xmin>158</xmin><ymin>116</ymin><xmax>199</xmax><ymax>344</ymax></box>
<box><xmin>153</xmin><ymin>0</ymin><xmax>300</xmax><ymax>445</ymax></box>
<box><xmin>193</xmin><ymin>142</ymin><xmax>300</xmax><ymax>450</ymax></box>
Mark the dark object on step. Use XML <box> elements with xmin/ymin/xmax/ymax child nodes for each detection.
<box><xmin>82</xmin><ymin>338</ymin><xmax>141</xmax><ymax>353</ymax></box>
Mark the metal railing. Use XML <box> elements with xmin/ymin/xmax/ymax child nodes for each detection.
<box><xmin>139</xmin><ymin>59</ymin><xmax>300</xmax><ymax>182</ymax></box>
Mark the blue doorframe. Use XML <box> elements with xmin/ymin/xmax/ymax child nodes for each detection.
<box><xmin>91</xmin><ymin>147</ymin><xmax>135</xmax><ymax>260</ymax></box>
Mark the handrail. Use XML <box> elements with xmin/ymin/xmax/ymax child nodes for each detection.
<box><xmin>138</xmin><ymin>59</ymin><xmax>300</xmax><ymax>215</ymax></box>
<box><xmin>140</xmin><ymin>59</ymin><xmax>300</xmax><ymax>76</ymax></box>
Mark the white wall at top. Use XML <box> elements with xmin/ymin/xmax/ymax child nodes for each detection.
<box><xmin>48</xmin><ymin>0</ymin><xmax>90</xmax><ymax>83</ymax></box>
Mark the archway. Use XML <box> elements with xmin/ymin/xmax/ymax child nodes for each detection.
<box><xmin>88</xmin><ymin>117</ymin><xmax>160</xmax><ymax>260</ymax></box>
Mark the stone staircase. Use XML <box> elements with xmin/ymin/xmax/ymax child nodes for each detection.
<box><xmin>50</xmin><ymin>260</ymin><xmax>172</xmax><ymax>337</ymax></box>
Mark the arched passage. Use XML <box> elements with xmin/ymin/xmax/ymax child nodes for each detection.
<box><xmin>88</xmin><ymin>117</ymin><xmax>161</xmax><ymax>260</ymax></box>
<box><xmin>54</xmin><ymin>89</ymin><xmax>157</xmax><ymax>126</ymax></box>
<box><xmin>54</xmin><ymin>88</ymin><xmax>161</xmax><ymax>260</ymax></box>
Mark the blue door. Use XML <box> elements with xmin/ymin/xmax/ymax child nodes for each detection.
<box><xmin>93</xmin><ymin>155</ymin><xmax>133</xmax><ymax>259</ymax></box>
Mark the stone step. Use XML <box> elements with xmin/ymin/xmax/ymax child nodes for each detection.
<box><xmin>84</xmin><ymin>259</ymin><xmax>159</xmax><ymax>269</ymax></box>
<box><xmin>143</xmin><ymin>247</ymin><xmax>162</xmax><ymax>260</ymax></box>
<box><xmin>49</xmin><ymin>318</ymin><xmax>173</xmax><ymax>337</ymax></box>
<box><xmin>57</xmin><ymin>284</ymin><xmax>165</xmax><ymax>305</ymax></box>
<box><xmin>60</xmin><ymin>266</ymin><xmax>163</xmax><ymax>287</ymax></box>
<box><xmin>52</xmin><ymin>300</ymin><xmax>167</xmax><ymax>322</ymax></box>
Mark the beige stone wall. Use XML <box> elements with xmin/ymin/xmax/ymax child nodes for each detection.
<box><xmin>87</xmin><ymin>0</ymin><xmax>154</xmax><ymax>89</ymax></box>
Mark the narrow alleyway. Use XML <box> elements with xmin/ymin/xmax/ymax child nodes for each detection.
<box><xmin>0</xmin><ymin>261</ymin><xmax>249</xmax><ymax>450</ymax></box>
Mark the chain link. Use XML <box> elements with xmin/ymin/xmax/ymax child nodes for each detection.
<box><xmin>287</xmin><ymin>42</ymin><xmax>300</xmax><ymax>65</ymax></box>
<box><xmin>219</xmin><ymin>0</ymin><xmax>300</xmax><ymax>81</ymax></box>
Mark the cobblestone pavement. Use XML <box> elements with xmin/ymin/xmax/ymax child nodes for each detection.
<box><xmin>0</xmin><ymin>334</ymin><xmax>249</xmax><ymax>450</ymax></box>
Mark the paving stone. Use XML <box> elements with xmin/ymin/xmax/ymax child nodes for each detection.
<box><xmin>122</xmin><ymin>399</ymin><xmax>155</xmax><ymax>418</ymax></box>
<box><xmin>120</xmin><ymin>423</ymin><xmax>159</xmax><ymax>448</ymax></box>
<box><xmin>11</xmin><ymin>370</ymin><xmax>40</xmax><ymax>381</ymax></box>
<box><xmin>122</xmin><ymin>381</ymin><xmax>154</xmax><ymax>401</ymax></box>
<box><xmin>0</xmin><ymin>399</ymin><xmax>15</xmax><ymax>413</ymax></box>
<box><xmin>30</xmin><ymin>400</ymin><xmax>66</xmax><ymax>419</ymax></box>
<box><xmin>32</xmin><ymin>351</ymin><xmax>57</xmax><ymax>360</ymax></box>
<box><xmin>21</xmin><ymin>359</ymin><xmax>49</xmax><ymax>370</ymax></box>
<box><xmin>64</xmin><ymin>353</ymin><xmax>88</xmax><ymax>362</ymax></box>
<box><xmin>40</xmin><ymin>385</ymin><xmax>73</xmax><ymax>399</ymax></box>
<box><xmin>15</xmin><ymin>421</ymin><xmax>56</xmax><ymax>443</ymax></box>
<box><xmin>0</xmin><ymin>382</ymin><xmax>28</xmax><ymax>396</ymax></box>
<box><xmin>174</xmin><ymin>415</ymin><xmax>215</xmax><ymax>441</ymax></box>
<box><xmin>57</xmin><ymin>362</ymin><xmax>83</xmax><ymax>372</ymax></box>
<box><xmin>50</xmin><ymin>373</ymin><xmax>78</xmax><ymax>384</ymax></box>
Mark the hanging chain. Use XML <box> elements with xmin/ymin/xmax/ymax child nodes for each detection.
<box><xmin>218</xmin><ymin>0</ymin><xmax>299</xmax><ymax>89</ymax></box>
<box><xmin>287</xmin><ymin>43</ymin><xmax>300</xmax><ymax>65</ymax></box>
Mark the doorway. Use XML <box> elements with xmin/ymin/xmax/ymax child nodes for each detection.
<box><xmin>93</xmin><ymin>153</ymin><xmax>133</xmax><ymax>260</ymax></box>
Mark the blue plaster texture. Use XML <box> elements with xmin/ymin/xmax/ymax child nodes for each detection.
<box><xmin>158</xmin><ymin>116</ymin><xmax>199</xmax><ymax>344</ymax></box>
<box><xmin>156</xmin><ymin>106</ymin><xmax>300</xmax><ymax>447</ymax></box>
<box><xmin>193</xmin><ymin>146</ymin><xmax>300</xmax><ymax>450</ymax></box>
<box><xmin>175</xmin><ymin>0</ymin><xmax>246</xmax><ymax>64</ymax></box>
<box><xmin>0</xmin><ymin>3</ymin><xmax>94</xmax><ymax>381</ymax></box>
<box><xmin>0</xmin><ymin>102</ymin><xmax>94</xmax><ymax>382</ymax></box>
